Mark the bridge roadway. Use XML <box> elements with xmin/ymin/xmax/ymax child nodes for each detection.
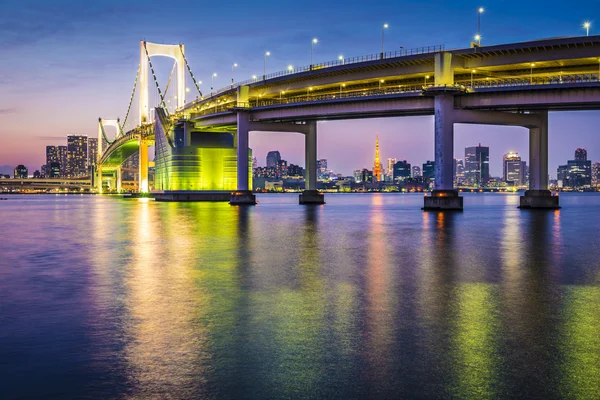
<box><xmin>100</xmin><ymin>35</ymin><xmax>600</xmax><ymax>208</ymax></box>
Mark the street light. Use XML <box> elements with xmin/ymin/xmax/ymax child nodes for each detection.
<box><xmin>252</xmin><ymin>75</ymin><xmax>257</xmax><ymax>81</ymax></box>
<box><xmin>381</xmin><ymin>23</ymin><xmax>389</xmax><ymax>58</ymax></box>
<box><xmin>379</xmin><ymin>79</ymin><xmax>384</xmax><ymax>89</ymax></box>
<box><xmin>211</xmin><ymin>72</ymin><xmax>217</xmax><ymax>95</ymax></box>
<box><xmin>338</xmin><ymin>55</ymin><xmax>344</xmax><ymax>65</ymax></box>
<box><xmin>530</xmin><ymin>63</ymin><xmax>535</xmax><ymax>85</ymax></box>
<box><xmin>474</xmin><ymin>34</ymin><xmax>481</xmax><ymax>46</ymax></box>
<box><xmin>264</xmin><ymin>51</ymin><xmax>270</xmax><ymax>80</ymax></box>
<box><xmin>311</xmin><ymin>38</ymin><xmax>318</xmax><ymax>67</ymax></box>
<box><xmin>478</xmin><ymin>7</ymin><xmax>484</xmax><ymax>43</ymax></box>
<box><xmin>231</xmin><ymin>63</ymin><xmax>238</xmax><ymax>87</ymax></box>
<box><xmin>288</xmin><ymin>65</ymin><xmax>294</xmax><ymax>72</ymax></box>
<box><xmin>425</xmin><ymin>75</ymin><xmax>430</xmax><ymax>86</ymax></box>
<box><xmin>584</xmin><ymin>21</ymin><xmax>591</xmax><ymax>36</ymax></box>
<box><xmin>340</xmin><ymin>83</ymin><xmax>346</xmax><ymax>95</ymax></box>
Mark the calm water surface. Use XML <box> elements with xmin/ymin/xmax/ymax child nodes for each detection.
<box><xmin>1</xmin><ymin>193</ymin><xmax>600</xmax><ymax>399</ymax></box>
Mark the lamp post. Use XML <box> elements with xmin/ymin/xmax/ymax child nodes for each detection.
<box><xmin>530</xmin><ymin>63</ymin><xmax>535</xmax><ymax>85</ymax></box>
<box><xmin>338</xmin><ymin>55</ymin><xmax>344</xmax><ymax>65</ymax></box>
<box><xmin>311</xmin><ymin>38</ymin><xmax>318</xmax><ymax>68</ymax></box>
<box><xmin>475</xmin><ymin>34</ymin><xmax>481</xmax><ymax>46</ymax></box>
<box><xmin>425</xmin><ymin>75</ymin><xmax>430</xmax><ymax>86</ymax></box>
<box><xmin>211</xmin><ymin>73</ymin><xmax>217</xmax><ymax>95</ymax></box>
<box><xmin>584</xmin><ymin>21</ymin><xmax>591</xmax><ymax>36</ymax></box>
<box><xmin>231</xmin><ymin>63</ymin><xmax>238</xmax><ymax>87</ymax></box>
<box><xmin>264</xmin><ymin>51</ymin><xmax>270</xmax><ymax>80</ymax></box>
<box><xmin>381</xmin><ymin>23</ymin><xmax>389</xmax><ymax>58</ymax></box>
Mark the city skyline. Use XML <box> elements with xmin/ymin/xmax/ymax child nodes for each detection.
<box><xmin>2</xmin><ymin>0</ymin><xmax>600</xmax><ymax>176</ymax></box>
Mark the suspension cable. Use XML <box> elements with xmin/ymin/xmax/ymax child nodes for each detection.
<box><xmin>121</xmin><ymin>64</ymin><xmax>140</xmax><ymax>132</ymax></box>
<box><xmin>99</xmin><ymin>122</ymin><xmax>114</xmax><ymax>145</ymax></box>
<box><xmin>179</xmin><ymin>44</ymin><xmax>203</xmax><ymax>98</ymax></box>
<box><xmin>164</xmin><ymin>61</ymin><xmax>176</xmax><ymax>101</ymax></box>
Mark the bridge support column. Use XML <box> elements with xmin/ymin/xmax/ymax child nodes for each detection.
<box><xmin>230</xmin><ymin>112</ymin><xmax>256</xmax><ymax>205</ymax></box>
<box><xmin>520</xmin><ymin>111</ymin><xmax>559</xmax><ymax>209</ymax></box>
<box><xmin>97</xmin><ymin>167</ymin><xmax>103</xmax><ymax>194</ymax></box>
<box><xmin>424</xmin><ymin>93</ymin><xmax>462</xmax><ymax>211</ymax></box>
<box><xmin>300</xmin><ymin>121</ymin><xmax>325</xmax><ymax>204</ymax></box>
<box><xmin>116</xmin><ymin>167</ymin><xmax>122</xmax><ymax>194</ymax></box>
<box><xmin>139</xmin><ymin>140</ymin><xmax>149</xmax><ymax>193</ymax></box>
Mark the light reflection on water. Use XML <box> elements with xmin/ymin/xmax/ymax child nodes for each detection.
<box><xmin>1</xmin><ymin>193</ymin><xmax>600</xmax><ymax>399</ymax></box>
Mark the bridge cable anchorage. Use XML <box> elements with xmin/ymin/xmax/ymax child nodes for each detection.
<box><xmin>143</xmin><ymin>42</ymin><xmax>169</xmax><ymax>113</ymax></box>
<box><xmin>179</xmin><ymin>44</ymin><xmax>203</xmax><ymax>98</ymax></box>
<box><xmin>121</xmin><ymin>64</ymin><xmax>140</xmax><ymax>133</ymax></box>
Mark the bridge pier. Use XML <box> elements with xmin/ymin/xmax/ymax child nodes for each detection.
<box><xmin>116</xmin><ymin>167</ymin><xmax>122</xmax><ymax>193</ymax></box>
<box><xmin>424</xmin><ymin>93</ymin><xmax>462</xmax><ymax>211</ymax></box>
<box><xmin>300</xmin><ymin>121</ymin><xmax>325</xmax><ymax>204</ymax></box>
<box><xmin>520</xmin><ymin>111</ymin><xmax>560</xmax><ymax>209</ymax></box>
<box><xmin>96</xmin><ymin>167</ymin><xmax>103</xmax><ymax>194</ymax></box>
<box><xmin>139</xmin><ymin>139</ymin><xmax>149</xmax><ymax>193</ymax></box>
<box><xmin>230</xmin><ymin>112</ymin><xmax>256</xmax><ymax>205</ymax></box>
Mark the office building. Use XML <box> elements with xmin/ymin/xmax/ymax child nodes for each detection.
<box><xmin>88</xmin><ymin>138</ymin><xmax>98</xmax><ymax>168</ymax></box>
<box><xmin>503</xmin><ymin>152</ymin><xmax>526</xmax><ymax>186</ymax></box>
<box><xmin>58</xmin><ymin>146</ymin><xmax>68</xmax><ymax>176</ymax></box>
<box><xmin>454</xmin><ymin>158</ymin><xmax>465</xmax><ymax>184</ymax></box>
<box><xmin>559</xmin><ymin>148</ymin><xmax>592</xmax><ymax>188</ymax></box>
<box><xmin>14</xmin><ymin>165</ymin><xmax>27</xmax><ymax>178</ymax></box>
<box><xmin>252</xmin><ymin>157</ymin><xmax>258</xmax><ymax>170</ymax></box>
<box><xmin>592</xmin><ymin>162</ymin><xmax>600</xmax><ymax>187</ymax></box>
<box><xmin>317</xmin><ymin>159</ymin><xmax>328</xmax><ymax>173</ymax></box>
<box><xmin>46</xmin><ymin>146</ymin><xmax>60</xmax><ymax>173</ymax></box>
<box><xmin>422</xmin><ymin>161</ymin><xmax>435</xmax><ymax>181</ymax></box>
<box><xmin>464</xmin><ymin>144</ymin><xmax>490</xmax><ymax>186</ymax></box>
<box><xmin>575</xmin><ymin>148</ymin><xmax>587</xmax><ymax>161</ymax></box>
<box><xmin>67</xmin><ymin>135</ymin><xmax>88</xmax><ymax>177</ymax></box>
<box><xmin>393</xmin><ymin>160</ymin><xmax>411</xmax><ymax>183</ymax></box>
<box><xmin>266</xmin><ymin>151</ymin><xmax>281</xmax><ymax>168</ymax></box>
<box><xmin>412</xmin><ymin>165</ymin><xmax>421</xmax><ymax>178</ymax></box>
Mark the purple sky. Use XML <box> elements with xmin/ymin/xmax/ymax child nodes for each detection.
<box><xmin>1</xmin><ymin>0</ymin><xmax>599</xmax><ymax>177</ymax></box>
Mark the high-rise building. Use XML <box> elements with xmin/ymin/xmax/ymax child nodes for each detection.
<box><xmin>46</xmin><ymin>146</ymin><xmax>60</xmax><ymax>173</ymax></box>
<box><xmin>373</xmin><ymin>136</ymin><xmax>382</xmax><ymax>181</ymax></box>
<box><xmin>67</xmin><ymin>135</ymin><xmax>88</xmax><ymax>177</ymax></box>
<box><xmin>88</xmin><ymin>138</ymin><xmax>98</xmax><ymax>169</ymax></box>
<box><xmin>353</xmin><ymin>169</ymin><xmax>362</xmax><ymax>183</ymax></box>
<box><xmin>49</xmin><ymin>162</ymin><xmax>61</xmax><ymax>178</ymax></box>
<box><xmin>58</xmin><ymin>146</ymin><xmax>68</xmax><ymax>177</ymax></box>
<box><xmin>464</xmin><ymin>144</ymin><xmax>490</xmax><ymax>186</ymax></box>
<box><xmin>266</xmin><ymin>151</ymin><xmax>281</xmax><ymax>168</ymax></box>
<box><xmin>503</xmin><ymin>152</ymin><xmax>526</xmax><ymax>186</ymax></box>
<box><xmin>14</xmin><ymin>165</ymin><xmax>27</xmax><ymax>178</ymax></box>
<box><xmin>317</xmin><ymin>159</ymin><xmax>328</xmax><ymax>173</ymax></box>
<box><xmin>387</xmin><ymin>158</ymin><xmax>397</xmax><ymax>176</ymax></box>
<box><xmin>592</xmin><ymin>162</ymin><xmax>600</xmax><ymax>187</ymax></box>
<box><xmin>412</xmin><ymin>165</ymin><xmax>421</xmax><ymax>178</ymax></box>
<box><xmin>454</xmin><ymin>158</ymin><xmax>465</xmax><ymax>184</ymax></box>
<box><xmin>252</xmin><ymin>157</ymin><xmax>258</xmax><ymax>170</ymax></box>
<box><xmin>574</xmin><ymin>148</ymin><xmax>587</xmax><ymax>161</ymax></box>
<box><xmin>393</xmin><ymin>160</ymin><xmax>411</xmax><ymax>183</ymax></box>
<box><xmin>560</xmin><ymin>148</ymin><xmax>592</xmax><ymax>188</ymax></box>
<box><xmin>422</xmin><ymin>161</ymin><xmax>435</xmax><ymax>181</ymax></box>
<box><xmin>360</xmin><ymin>168</ymin><xmax>374</xmax><ymax>183</ymax></box>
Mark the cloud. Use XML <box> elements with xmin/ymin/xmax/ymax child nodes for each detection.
<box><xmin>0</xmin><ymin>108</ymin><xmax>17</xmax><ymax>114</ymax></box>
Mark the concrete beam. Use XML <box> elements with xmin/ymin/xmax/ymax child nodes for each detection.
<box><xmin>453</xmin><ymin>109</ymin><xmax>543</xmax><ymax>128</ymax></box>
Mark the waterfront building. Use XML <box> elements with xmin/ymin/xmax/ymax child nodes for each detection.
<box><xmin>559</xmin><ymin>148</ymin><xmax>592</xmax><ymax>188</ymax></box>
<box><xmin>465</xmin><ymin>144</ymin><xmax>490</xmax><ymax>186</ymax></box>
<box><xmin>14</xmin><ymin>165</ymin><xmax>27</xmax><ymax>178</ymax></box>
<box><xmin>422</xmin><ymin>161</ymin><xmax>435</xmax><ymax>181</ymax></box>
<box><xmin>266</xmin><ymin>151</ymin><xmax>281</xmax><ymax>168</ymax></box>
<box><xmin>592</xmin><ymin>162</ymin><xmax>600</xmax><ymax>187</ymax></box>
<box><xmin>88</xmin><ymin>138</ymin><xmax>98</xmax><ymax>168</ymax></box>
<box><xmin>373</xmin><ymin>136</ymin><xmax>382</xmax><ymax>181</ymax></box>
<box><xmin>393</xmin><ymin>160</ymin><xmax>411</xmax><ymax>183</ymax></box>
<box><xmin>67</xmin><ymin>135</ymin><xmax>88</xmax><ymax>177</ymax></box>
<box><xmin>412</xmin><ymin>165</ymin><xmax>421</xmax><ymax>178</ymax></box>
<box><xmin>33</xmin><ymin>170</ymin><xmax>41</xmax><ymax>178</ymax></box>
<box><xmin>353</xmin><ymin>169</ymin><xmax>362</xmax><ymax>183</ymax></box>
<box><xmin>49</xmin><ymin>162</ymin><xmax>61</xmax><ymax>178</ymax></box>
<box><xmin>575</xmin><ymin>148</ymin><xmax>587</xmax><ymax>161</ymax></box>
<box><xmin>503</xmin><ymin>152</ymin><xmax>526</xmax><ymax>186</ymax></box>
<box><xmin>58</xmin><ymin>146</ymin><xmax>68</xmax><ymax>176</ymax></box>
<box><xmin>46</xmin><ymin>146</ymin><xmax>60</xmax><ymax>173</ymax></box>
<box><xmin>317</xmin><ymin>159</ymin><xmax>327</xmax><ymax>173</ymax></box>
<box><xmin>252</xmin><ymin>157</ymin><xmax>258</xmax><ymax>170</ymax></box>
<box><xmin>360</xmin><ymin>168</ymin><xmax>374</xmax><ymax>183</ymax></box>
<box><xmin>454</xmin><ymin>158</ymin><xmax>465</xmax><ymax>185</ymax></box>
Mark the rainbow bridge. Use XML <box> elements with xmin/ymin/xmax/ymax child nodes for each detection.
<box><xmin>98</xmin><ymin>35</ymin><xmax>600</xmax><ymax>208</ymax></box>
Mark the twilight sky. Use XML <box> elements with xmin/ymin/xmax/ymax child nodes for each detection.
<box><xmin>1</xmin><ymin>0</ymin><xmax>600</xmax><ymax>176</ymax></box>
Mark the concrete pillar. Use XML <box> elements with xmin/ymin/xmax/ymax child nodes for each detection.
<box><xmin>139</xmin><ymin>41</ymin><xmax>149</xmax><ymax>124</ymax></box>
<box><xmin>300</xmin><ymin>121</ymin><xmax>325</xmax><ymax>204</ymax></box>
<box><xmin>230</xmin><ymin>112</ymin><xmax>256</xmax><ymax>205</ymax></box>
<box><xmin>528</xmin><ymin>111</ymin><xmax>548</xmax><ymax>191</ymax></box>
<box><xmin>139</xmin><ymin>140</ymin><xmax>149</xmax><ymax>193</ymax></box>
<box><xmin>423</xmin><ymin>93</ymin><xmax>462</xmax><ymax>210</ymax></box>
<box><xmin>434</xmin><ymin>94</ymin><xmax>455</xmax><ymax>191</ymax></box>
<box><xmin>520</xmin><ymin>110</ymin><xmax>559</xmax><ymax>209</ymax></box>
<box><xmin>305</xmin><ymin>122</ymin><xmax>317</xmax><ymax>191</ymax></box>
<box><xmin>97</xmin><ymin>167</ymin><xmax>103</xmax><ymax>194</ymax></box>
<box><xmin>116</xmin><ymin>167</ymin><xmax>122</xmax><ymax>193</ymax></box>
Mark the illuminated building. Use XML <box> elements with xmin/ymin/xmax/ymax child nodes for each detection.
<box><xmin>575</xmin><ymin>148</ymin><xmax>587</xmax><ymax>161</ymax></box>
<box><xmin>14</xmin><ymin>165</ymin><xmax>27</xmax><ymax>178</ymax></box>
<box><xmin>592</xmin><ymin>162</ymin><xmax>600</xmax><ymax>187</ymax></box>
<box><xmin>373</xmin><ymin>135</ymin><xmax>382</xmax><ymax>181</ymax></box>
<box><xmin>503</xmin><ymin>152</ymin><xmax>526</xmax><ymax>186</ymax></box>
<box><xmin>266</xmin><ymin>151</ymin><xmax>281</xmax><ymax>168</ymax></box>
<box><xmin>317</xmin><ymin>159</ymin><xmax>328</xmax><ymax>173</ymax></box>
<box><xmin>33</xmin><ymin>170</ymin><xmax>41</xmax><ymax>178</ymax></box>
<box><xmin>393</xmin><ymin>160</ymin><xmax>411</xmax><ymax>183</ymax></box>
<box><xmin>559</xmin><ymin>148</ymin><xmax>592</xmax><ymax>188</ymax></box>
<box><xmin>422</xmin><ymin>161</ymin><xmax>435</xmax><ymax>181</ymax></box>
<box><xmin>412</xmin><ymin>165</ymin><xmax>421</xmax><ymax>178</ymax></box>
<box><xmin>454</xmin><ymin>158</ymin><xmax>465</xmax><ymax>184</ymax></box>
<box><xmin>46</xmin><ymin>146</ymin><xmax>60</xmax><ymax>173</ymax></box>
<box><xmin>465</xmin><ymin>144</ymin><xmax>490</xmax><ymax>186</ymax></box>
<box><xmin>58</xmin><ymin>146</ymin><xmax>68</xmax><ymax>177</ymax></box>
<box><xmin>88</xmin><ymin>138</ymin><xmax>98</xmax><ymax>169</ymax></box>
<box><xmin>49</xmin><ymin>162</ymin><xmax>61</xmax><ymax>178</ymax></box>
<box><xmin>67</xmin><ymin>135</ymin><xmax>88</xmax><ymax>177</ymax></box>
<box><xmin>252</xmin><ymin>157</ymin><xmax>258</xmax><ymax>170</ymax></box>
